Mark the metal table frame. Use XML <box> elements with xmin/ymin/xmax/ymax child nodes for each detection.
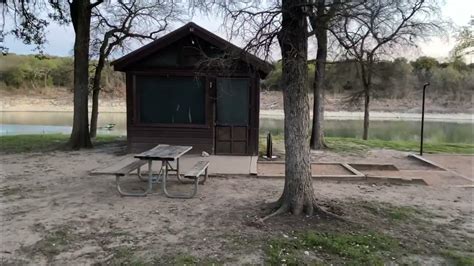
<box><xmin>134</xmin><ymin>144</ymin><xmax>193</xmax><ymax>198</ymax></box>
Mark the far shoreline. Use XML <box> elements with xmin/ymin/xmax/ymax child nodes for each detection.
<box><xmin>260</xmin><ymin>110</ymin><xmax>474</xmax><ymax>123</ymax></box>
<box><xmin>1</xmin><ymin>108</ymin><xmax>472</xmax><ymax>123</ymax></box>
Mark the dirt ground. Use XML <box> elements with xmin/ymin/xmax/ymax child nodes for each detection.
<box><xmin>1</xmin><ymin>143</ymin><xmax>473</xmax><ymax>265</ymax></box>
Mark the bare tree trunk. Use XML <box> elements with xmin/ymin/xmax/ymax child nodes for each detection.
<box><xmin>90</xmin><ymin>54</ymin><xmax>107</xmax><ymax>138</ymax></box>
<box><xmin>310</xmin><ymin>25</ymin><xmax>328</xmax><ymax>150</ymax></box>
<box><xmin>362</xmin><ymin>87</ymin><xmax>370</xmax><ymax>140</ymax></box>
<box><xmin>266</xmin><ymin>0</ymin><xmax>318</xmax><ymax>217</ymax></box>
<box><xmin>90</xmin><ymin>87</ymin><xmax>100</xmax><ymax>138</ymax></box>
<box><xmin>68</xmin><ymin>0</ymin><xmax>93</xmax><ymax>149</ymax></box>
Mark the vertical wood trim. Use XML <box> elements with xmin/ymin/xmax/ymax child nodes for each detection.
<box><xmin>209</xmin><ymin>76</ymin><xmax>217</xmax><ymax>154</ymax></box>
<box><xmin>255</xmin><ymin>76</ymin><xmax>261</xmax><ymax>155</ymax></box>
<box><xmin>126</xmin><ymin>73</ymin><xmax>133</xmax><ymax>152</ymax></box>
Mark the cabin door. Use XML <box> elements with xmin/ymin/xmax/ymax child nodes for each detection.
<box><xmin>214</xmin><ymin>78</ymin><xmax>250</xmax><ymax>155</ymax></box>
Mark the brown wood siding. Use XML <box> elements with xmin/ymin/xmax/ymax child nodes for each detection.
<box><xmin>249</xmin><ymin>74</ymin><xmax>261</xmax><ymax>155</ymax></box>
<box><xmin>126</xmin><ymin>72</ymin><xmax>259</xmax><ymax>155</ymax></box>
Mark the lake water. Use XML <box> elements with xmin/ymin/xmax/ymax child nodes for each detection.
<box><xmin>1</xmin><ymin>111</ymin><xmax>473</xmax><ymax>144</ymax></box>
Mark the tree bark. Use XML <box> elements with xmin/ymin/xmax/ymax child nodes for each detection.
<box><xmin>68</xmin><ymin>0</ymin><xmax>93</xmax><ymax>149</ymax></box>
<box><xmin>90</xmin><ymin>86</ymin><xmax>100</xmax><ymax>138</ymax></box>
<box><xmin>268</xmin><ymin>0</ymin><xmax>317</xmax><ymax>216</ymax></box>
<box><xmin>362</xmin><ymin>88</ymin><xmax>370</xmax><ymax>140</ymax></box>
<box><xmin>361</xmin><ymin>59</ymin><xmax>372</xmax><ymax>141</ymax></box>
<box><xmin>310</xmin><ymin>25</ymin><xmax>328</xmax><ymax>150</ymax></box>
<box><xmin>89</xmin><ymin>46</ymin><xmax>108</xmax><ymax>138</ymax></box>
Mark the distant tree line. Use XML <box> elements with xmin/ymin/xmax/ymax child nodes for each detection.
<box><xmin>1</xmin><ymin>54</ymin><xmax>473</xmax><ymax>105</ymax></box>
<box><xmin>0</xmin><ymin>54</ymin><xmax>124</xmax><ymax>95</ymax></box>
<box><xmin>263</xmin><ymin>56</ymin><xmax>474</xmax><ymax>103</ymax></box>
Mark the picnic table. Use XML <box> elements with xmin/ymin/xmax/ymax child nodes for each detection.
<box><xmin>114</xmin><ymin>144</ymin><xmax>209</xmax><ymax>198</ymax></box>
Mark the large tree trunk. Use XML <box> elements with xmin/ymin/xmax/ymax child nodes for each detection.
<box><xmin>362</xmin><ymin>87</ymin><xmax>370</xmax><ymax>140</ymax></box>
<box><xmin>68</xmin><ymin>0</ymin><xmax>93</xmax><ymax>149</ymax></box>
<box><xmin>266</xmin><ymin>0</ymin><xmax>318</xmax><ymax>217</ymax></box>
<box><xmin>310</xmin><ymin>25</ymin><xmax>328</xmax><ymax>150</ymax></box>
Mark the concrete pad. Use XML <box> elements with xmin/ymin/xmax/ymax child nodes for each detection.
<box><xmin>257</xmin><ymin>162</ymin><xmax>365</xmax><ymax>180</ymax></box>
<box><xmin>423</xmin><ymin>154</ymin><xmax>474</xmax><ymax>181</ymax></box>
<box><xmin>178</xmin><ymin>154</ymin><xmax>257</xmax><ymax>175</ymax></box>
<box><xmin>91</xmin><ymin>155</ymin><xmax>258</xmax><ymax>176</ymax></box>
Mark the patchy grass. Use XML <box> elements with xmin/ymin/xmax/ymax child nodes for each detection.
<box><xmin>442</xmin><ymin>250</ymin><xmax>474</xmax><ymax>266</ymax></box>
<box><xmin>153</xmin><ymin>253</ymin><xmax>223</xmax><ymax>265</ymax></box>
<box><xmin>266</xmin><ymin>231</ymin><xmax>399</xmax><ymax>265</ymax></box>
<box><xmin>32</xmin><ymin>227</ymin><xmax>75</xmax><ymax>258</ymax></box>
<box><xmin>358</xmin><ymin>201</ymin><xmax>431</xmax><ymax>222</ymax></box>
<box><xmin>0</xmin><ymin>185</ymin><xmax>23</xmax><ymax>197</ymax></box>
<box><xmin>0</xmin><ymin>134</ymin><xmax>124</xmax><ymax>153</ymax></box>
<box><xmin>108</xmin><ymin>246</ymin><xmax>147</xmax><ymax>266</ymax></box>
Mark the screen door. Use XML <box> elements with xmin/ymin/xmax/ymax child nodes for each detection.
<box><xmin>215</xmin><ymin>78</ymin><xmax>250</xmax><ymax>154</ymax></box>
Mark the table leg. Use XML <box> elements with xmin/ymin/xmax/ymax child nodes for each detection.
<box><xmin>146</xmin><ymin>160</ymin><xmax>153</xmax><ymax>193</ymax></box>
<box><xmin>176</xmin><ymin>157</ymin><xmax>186</xmax><ymax>183</ymax></box>
<box><xmin>162</xmin><ymin>159</ymin><xmax>198</xmax><ymax>199</ymax></box>
<box><xmin>115</xmin><ymin>160</ymin><xmax>153</xmax><ymax>197</ymax></box>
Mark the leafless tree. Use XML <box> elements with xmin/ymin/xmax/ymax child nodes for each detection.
<box><xmin>307</xmin><ymin>0</ymin><xmax>341</xmax><ymax>150</ymax></box>
<box><xmin>212</xmin><ymin>0</ymin><xmax>342</xmax><ymax>219</ymax></box>
<box><xmin>330</xmin><ymin>0</ymin><xmax>442</xmax><ymax>140</ymax></box>
<box><xmin>89</xmin><ymin>0</ymin><xmax>184</xmax><ymax>138</ymax></box>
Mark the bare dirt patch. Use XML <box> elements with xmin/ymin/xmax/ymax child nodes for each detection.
<box><xmin>1</xmin><ymin>144</ymin><xmax>473</xmax><ymax>264</ymax></box>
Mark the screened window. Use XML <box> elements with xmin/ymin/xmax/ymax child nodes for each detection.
<box><xmin>136</xmin><ymin>76</ymin><xmax>205</xmax><ymax>124</ymax></box>
<box><xmin>216</xmin><ymin>78</ymin><xmax>249</xmax><ymax>125</ymax></box>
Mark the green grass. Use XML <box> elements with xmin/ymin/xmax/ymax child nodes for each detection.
<box><xmin>260</xmin><ymin>134</ymin><xmax>473</xmax><ymax>154</ymax></box>
<box><xmin>266</xmin><ymin>231</ymin><xmax>399</xmax><ymax>265</ymax></box>
<box><xmin>0</xmin><ymin>134</ymin><xmax>123</xmax><ymax>153</ymax></box>
<box><xmin>326</xmin><ymin>137</ymin><xmax>474</xmax><ymax>154</ymax></box>
<box><xmin>33</xmin><ymin>227</ymin><xmax>75</xmax><ymax>258</ymax></box>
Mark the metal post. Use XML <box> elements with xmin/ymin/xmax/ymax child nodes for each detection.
<box><xmin>420</xmin><ymin>83</ymin><xmax>430</xmax><ymax>156</ymax></box>
<box><xmin>266</xmin><ymin>132</ymin><xmax>273</xmax><ymax>159</ymax></box>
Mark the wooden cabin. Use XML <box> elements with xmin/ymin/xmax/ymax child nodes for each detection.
<box><xmin>112</xmin><ymin>22</ymin><xmax>272</xmax><ymax>155</ymax></box>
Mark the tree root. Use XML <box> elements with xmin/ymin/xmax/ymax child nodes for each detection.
<box><xmin>260</xmin><ymin>198</ymin><xmax>283</xmax><ymax>212</ymax></box>
<box><xmin>257</xmin><ymin>203</ymin><xmax>289</xmax><ymax>224</ymax></box>
<box><xmin>312</xmin><ymin>202</ymin><xmax>347</xmax><ymax>222</ymax></box>
<box><xmin>256</xmin><ymin>201</ymin><xmax>348</xmax><ymax>224</ymax></box>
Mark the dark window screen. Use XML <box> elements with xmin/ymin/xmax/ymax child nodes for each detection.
<box><xmin>136</xmin><ymin>76</ymin><xmax>205</xmax><ymax>124</ymax></box>
<box><xmin>216</xmin><ymin>78</ymin><xmax>249</xmax><ymax>125</ymax></box>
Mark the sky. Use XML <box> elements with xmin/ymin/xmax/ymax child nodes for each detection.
<box><xmin>2</xmin><ymin>0</ymin><xmax>473</xmax><ymax>62</ymax></box>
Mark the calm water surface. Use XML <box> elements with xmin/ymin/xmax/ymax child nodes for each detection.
<box><xmin>1</xmin><ymin>111</ymin><xmax>473</xmax><ymax>144</ymax></box>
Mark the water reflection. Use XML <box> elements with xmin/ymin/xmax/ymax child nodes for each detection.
<box><xmin>1</xmin><ymin>112</ymin><xmax>472</xmax><ymax>144</ymax></box>
<box><xmin>260</xmin><ymin>118</ymin><xmax>473</xmax><ymax>143</ymax></box>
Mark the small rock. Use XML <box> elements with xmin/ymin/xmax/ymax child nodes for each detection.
<box><xmin>201</xmin><ymin>151</ymin><xmax>210</xmax><ymax>157</ymax></box>
<box><xmin>304</xmin><ymin>251</ymin><xmax>310</xmax><ymax>256</ymax></box>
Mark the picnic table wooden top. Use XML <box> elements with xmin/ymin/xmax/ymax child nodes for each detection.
<box><xmin>134</xmin><ymin>144</ymin><xmax>192</xmax><ymax>161</ymax></box>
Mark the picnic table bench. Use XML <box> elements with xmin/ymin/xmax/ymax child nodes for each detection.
<box><xmin>113</xmin><ymin>144</ymin><xmax>209</xmax><ymax>198</ymax></box>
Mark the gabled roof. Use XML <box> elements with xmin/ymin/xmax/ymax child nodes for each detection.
<box><xmin>111</xmin><ymin>22</ymin><xmax>273</xmax><ymax>77</ymax></box>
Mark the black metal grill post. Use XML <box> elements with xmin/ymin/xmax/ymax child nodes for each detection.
<box><xmin>266</xmin><ymin>132</ymin><xmax>273</xmax><ymax>159</ymax></box>
<box><xmin>420</xmin><ymin>83</ymin><xmax>430</xmax><ymax>156</ymax></box>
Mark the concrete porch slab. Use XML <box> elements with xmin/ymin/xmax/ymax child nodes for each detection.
<box><xmin>91</xmin><ymin>155</ymin><xmax>258</xmax><ymax>176</ymax></box>
<box><xmin>178</xmin><ymin>154</ymin><xmax>258</xmax><ymax>175</ymax></box>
